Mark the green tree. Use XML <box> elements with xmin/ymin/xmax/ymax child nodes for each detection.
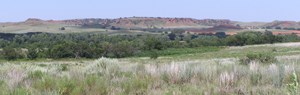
<box><xmin>69</xmin><ymin>42</ymin><xmax>94</xmax><ymax>58</ymax></box>
<box><xmin>225</xmin><ymin>36</ymin><xmax>239</xmax><ymax>46</ymax></box>
<box><xmin>168</xmin><ymin>33</ymin><xmax>176</xmax><ymax>40</ymax></box>
<box><xmin>27</xmin><ymin>48</ymin><xmax>38</xmax><ymax>60</ymax></box>
<box><xmin>234</xmin><ymin>32</ymin><xmax>264</xmax><ymax>45</ymax></box>
<box><xmin>0</xmin><ymin>39</ymin><xmax>7</xmax><ymax>48</ymax></box>
<box><xmin>215</xmin><ymin>32</ymin><xmax>226</xmax><ymax>38</ymax></box>
<box><xmin>190</xmin><ymin>36</ymin><xmax>222</xmax><ymax>46</ymax></box>
<box><xmin>49</xmin><ymin>42</ymin><xmax>74</xmax><ymax>59</ymax></box>
<box><xmin>112</xmin><ymin>41</ymin><xmax>136</xmax><ymax>58</ymax></box>
<box><xmin>144</xmin><ymin>36</ymin><xmax>165</xmax><ymax>50</ymax></box>
<box><xmin>263</xmin><ymin>31</ymin><xmax>276</xmax><ymax>44</ymax></box>
<box><xmin>3</xmin><ymin>47</ymin><xmax>18</xmax><ymax>60</ymax></box>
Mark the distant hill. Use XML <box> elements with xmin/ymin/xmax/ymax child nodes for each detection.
<box><xmin>0</xmin><ymin>17</ymin><xmax>300</xmax><ymax>33</ymax></box>
<box><xmin>35</xmin><ymin>17</ymin><xmax>233</xmax><ymax>28</ymax></box>
<box><xmin>264</xmin><ymin>21</ymin><xmax>300</xmax><ymax>29</ymax></box>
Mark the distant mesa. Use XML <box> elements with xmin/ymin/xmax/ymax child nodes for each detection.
<box><xmin>1</xmin><ymin>17</ymin><xmax>300</xmax><ymax>34</ymax></box>
<box><xmin>265</xmin><ymin>21</ymin><xmax>300</xmax><ymax>28</ymax></box>
<box><xmin>24</xmin><ymin>18</ymin><xmax>45</xmax><ymax>25</ymax></box>
<box><xmin>25</xmin><ymin>18</ymin><xmax>44</xmax><ymax>22</ymax></box>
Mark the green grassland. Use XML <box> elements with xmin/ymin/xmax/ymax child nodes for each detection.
<box><xmin>1</xmin><ymin>42</ymin><xmax>300</xmax><ymax>94</ymax></box>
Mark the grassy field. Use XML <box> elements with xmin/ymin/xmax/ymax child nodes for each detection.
<box><xmin>0</xmin><ymin>22</ymin><xmax>155</xmax><ymax>35</ymax></box>
<box><xmin>1</xmin><ymin>42</ymin><xmax>300</xmax><ymax>95</ymax></box>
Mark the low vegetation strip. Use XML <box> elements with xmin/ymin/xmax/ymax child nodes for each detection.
<box><xmin>0</xmin><ymin>54</ymin><xmax>299</xmax><ymax>94</ymax></box>
<box><xmin>0</xmin><ymin>31</ymin><xmax>300</xmax><ymax>60</ymax></box>
<box><xmin>135</xmin><ymin>46</ymin><xmax>223</xmax><ymax>57</ymax></box>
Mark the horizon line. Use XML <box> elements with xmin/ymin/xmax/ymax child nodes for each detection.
<box><xmin>1</xmin><ymin>16</ymin><xmax>299</xmax><ymax>23</ymax></box>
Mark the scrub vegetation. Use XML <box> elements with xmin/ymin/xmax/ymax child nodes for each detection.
<box><xmin>0</xmin><ymin>31</ymin><xmax>299</xmax><ymax>60</ymax></box>
<box><xmin>1</xmin><ymin>30</ymin><xmax>300</xmax><ymax>94</ymax></box>
<box><xmin>1</xmin><ymin>42</ymin><xmax>300</xmax><ymax>95</ymax></box>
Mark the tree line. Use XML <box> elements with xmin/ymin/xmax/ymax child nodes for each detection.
<box><xmin>0</xmin><ymin>31</ymin><xmax>299</xmax><ymax>60</ymax></box>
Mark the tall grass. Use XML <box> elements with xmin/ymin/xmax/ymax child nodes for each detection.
<box><xmin>0</xmin><ymin>56</ymin><xmax>299</xmax><ymax>94</ymax></box>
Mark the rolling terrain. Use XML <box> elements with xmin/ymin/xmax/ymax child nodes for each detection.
<box><xmin>1</xmin><ymin>17</ymin><xmax>300</xmax><ymax>94</ymax></box>
<box><xmin>1</xmin><ymin>17</ymin><xmax>300</xmax><ymax>35</ymax></box>
<box><xmin>1</xmin><ymin>42</ymin><xmax>300</xmax><ymax>94</ymax></box>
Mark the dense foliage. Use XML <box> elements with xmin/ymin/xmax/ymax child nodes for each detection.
<box><xmin>0</xmin><ymin>31</ymin><xmax>299</xmax><ymax>60</ymax></box>
<box><xmin>240</xmin><ymin>52</ymin><xmax>277</xmax><ymax>65</ymax></box>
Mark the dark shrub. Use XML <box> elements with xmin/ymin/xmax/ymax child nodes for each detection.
<box><xmin>150</xmin><ymin>50</ymin><xmax>159</xmax><ymax>59</ymax></box>
<box><xmin>240</xmin><ymin>53</ymin><xmax>277</xmax><ymax>65</ymax></box>
<box><xmin>61</xmin><ymin>64</ymin><xmax>68</xmax><ymax>71</ymax></box>
<box><xmin>2</xmin><ymin>48</ymin><xmax>20</xmax><ymax>60</ymax></box>
<box><xmin>60</xmin><ymin>27</ymin><xmax>66</xmax><ymax>30</ymax></box>
<box><xmin>27</xmin><ymin>48</ymin><xmax>38</xmax><ymax>60</ymax></box>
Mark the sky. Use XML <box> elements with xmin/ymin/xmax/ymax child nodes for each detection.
<box><xmin>0</xmin><ymin>0</ymin><xmax>299</xmax><ymax>22</ymax></box>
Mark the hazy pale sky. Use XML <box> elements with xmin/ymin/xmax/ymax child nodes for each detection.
<box><xmin>0</xmin><ymin>0</ymin><xmax>299</xmax><ymax>22</ymax></box>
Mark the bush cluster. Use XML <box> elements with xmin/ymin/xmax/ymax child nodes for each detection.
<box><xmin>240</xmin><ymin>53</ymin><xmax>277</xmax><ymax>65</ymax></box>
<box><xmin>0</xmin><ymin>31</ymin><xmax>299</xmax><ymax>60</ymax></box>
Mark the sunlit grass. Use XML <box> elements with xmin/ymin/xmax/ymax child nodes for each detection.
<box><xmin>1</xmin><ymin>42</ymin><xmax>300</xmax><ymax>94</ymax></box>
